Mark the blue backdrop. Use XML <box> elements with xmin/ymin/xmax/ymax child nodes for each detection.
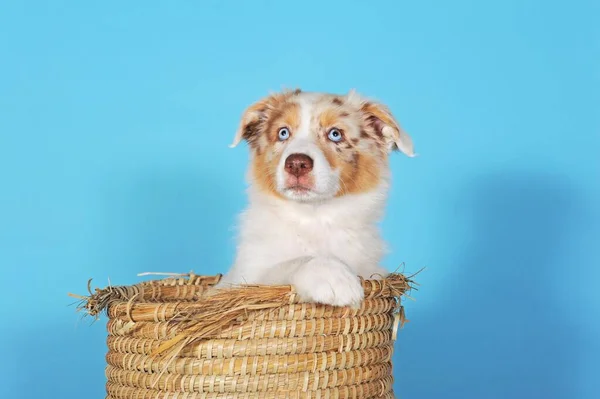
<box><xmin>1</xmin><ymin>1</ymin><xmax>598</xmax><ymax>398</ymax></box>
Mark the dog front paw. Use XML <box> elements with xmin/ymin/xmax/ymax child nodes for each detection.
<box><xmin>291</xmin><ymin>258</ymin><xmax>364</xmax><ymax>307</ymax></box>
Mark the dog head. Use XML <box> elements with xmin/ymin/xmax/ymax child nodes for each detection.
<box><xmin>231</xmin><ymin>89</ymin><xmax>414</xmax><ymax>202</ymax></box>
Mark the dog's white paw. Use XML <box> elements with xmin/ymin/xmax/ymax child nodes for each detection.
<box><xmin>291</xmin><ymin>258</ymin><xmax>364</xmax><ymax>307</ymax></box>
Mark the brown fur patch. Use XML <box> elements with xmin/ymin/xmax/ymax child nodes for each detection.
<box><xmin>279</xmin><ymin>102</ymin><xmax>300</xmax><ymax>131</ymax></box>
<box><xmin>245</xmin><ymin>91</ymin><xmax>304</xmax><ymax>198</ymax></box>
<box><xmin>336</xmin><ymin>152</ymin><xmax>382</xmax><ymax>196</ymax></box>
<box><xmin>251</xmin><ymin>151</ymin><xmax>284</xmax><ymax>199</ymax></box>
<box><xmin>242</xmin><ymin>120</ymin><xmax>262</xmax><ymax>147</ymax></box>
<box><xmin>320</xmin><ymin>141</ymin><xmax>340</xmax><ymax>170</ymax></box>
<box><xmin>264</xmin><ymin>101</ymin><xmax>300</xmax><ymax>144</ymax></box>
<box><xmin>318</xmin><ymin>108</ymin><xmax>342</xmax><ymax>129</ymax></box>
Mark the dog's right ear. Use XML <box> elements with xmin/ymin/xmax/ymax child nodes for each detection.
<box><xmin>229</xmin><ymin>98</ymin><xmax>271</xmax><ymax>148</ymax></box>
<box><xmin>230</xmin><ymin>89</ymin><xmax>301</xmax><ymax>148</ymax></box>
<box><xmin>229</xmin><ymin>89</ymin><xmax>301</xmax><ymax>148</ymax></box>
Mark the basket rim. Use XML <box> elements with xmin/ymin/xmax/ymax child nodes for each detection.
<box><xmin>70</xmin><ymin>272</ymin><xmax>417</xmax><ymax>361</ymax></box>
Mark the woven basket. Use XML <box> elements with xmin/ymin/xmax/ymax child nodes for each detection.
<box><xmin>74</xmin><ymin>272</ymin><xmax>414</xmax><ymax>399</ymax></box>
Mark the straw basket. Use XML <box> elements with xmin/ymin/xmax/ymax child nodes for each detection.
<box><xmin>74</xmin><ymin>272</ymin><xmax>414</xmax><ymax>399</ymax></box>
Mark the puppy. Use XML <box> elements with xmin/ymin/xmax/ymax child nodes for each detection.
<box><xmin>215</xmin><ymin>89</ymin><xmax>414</xmax><ymax>307</ymax></box>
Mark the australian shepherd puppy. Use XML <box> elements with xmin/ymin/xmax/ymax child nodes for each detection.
<box><xmin>215</xmin><ymin>89</ymin><xmax>415</xmax><ymax>307</ymax></box>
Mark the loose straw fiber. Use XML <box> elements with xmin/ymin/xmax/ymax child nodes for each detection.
<box><xmin>73</xmin><ymin>272</ymin><xmax>414</xmax><ymax>398</ymax></box>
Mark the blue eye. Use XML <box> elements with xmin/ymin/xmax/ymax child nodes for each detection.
<box><xmin>278</xmin><ymin>127</ymin><xmax>290</xmax><ymax>141</ymax></box>
<box><xmin>327</xmin><ymin>128</ymin><xmax>343</xmax><ymax>142</ymax></box>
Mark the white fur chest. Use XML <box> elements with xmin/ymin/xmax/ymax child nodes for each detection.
<box><xmin>227</xmin><ymin>189</ymin><xmax>387</xmax><ymax>284</ymax></box>
<box><xmin>259</xmin><ymin>206</ymin><xmax>358</xmax><ymax>258</ymax></box>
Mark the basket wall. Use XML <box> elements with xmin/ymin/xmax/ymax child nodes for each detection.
<box><xmin>83</xmin><ymin>274</ymin><xmax>409</xmax><ymax>399</ymax></box>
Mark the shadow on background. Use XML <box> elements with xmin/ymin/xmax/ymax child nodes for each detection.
<box><xmin>395</xmin><ymin>172</ymin><xmax>582</xmax><ymax>399</ymax></box>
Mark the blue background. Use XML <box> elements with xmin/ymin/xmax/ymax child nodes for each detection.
<box><xmin>1</xmin><ymin>1</ymin><xmax>598</xmax><ymax>398</ymax></box>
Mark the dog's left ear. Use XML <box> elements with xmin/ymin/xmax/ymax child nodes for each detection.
<box><xmin>362</xmin><ymin>102</ymin><xmax>415</xmax><ymax>156</ymax></box>
<box><xmin>348</xmin><ymin>90</ymin><xmax>415</xmax><ymax>156</ymax></box>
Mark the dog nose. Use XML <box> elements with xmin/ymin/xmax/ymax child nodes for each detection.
<box><xmin>285</xmin><ymin>153</ymin><xmax>314</xmax><ymax>177</ymax></box>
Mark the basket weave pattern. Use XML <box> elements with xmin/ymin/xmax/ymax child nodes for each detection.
<box><xmin>78</xmin><ymin>273</ymin><xmax>412</xmax><ymax>398</ymax></box>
